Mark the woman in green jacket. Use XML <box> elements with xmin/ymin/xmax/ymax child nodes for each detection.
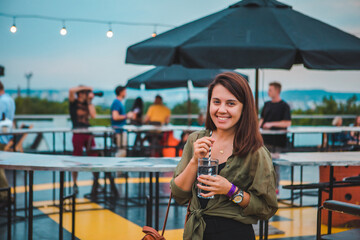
<box><xmin>170</xmin><ymin>72</ymin><xmax>278</xmax><ymax>240</ymax></box>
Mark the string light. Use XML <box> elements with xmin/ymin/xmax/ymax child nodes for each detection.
<box><xmin>0</xmin><ymin>13</ymin><xmax>176</xmax><ymax>38</ymax></box>
<box><xmin>152</xmin><ymin>25</ymin><xmax>157</xmax><ymax>37</ymax></box>
<box><xmin>10</xmin><ymin>17</ymin><xmax>17</xmax><ymax>33</ymax></box>
<box><xmin>60</xmin><ymin>20</ymin><xmax>67</xmax><ymax>36</ymax></box>
<box><xmin>106</xmin><ymin>23</ymin><xmax>113</xmax><ymax>38</ymax></box>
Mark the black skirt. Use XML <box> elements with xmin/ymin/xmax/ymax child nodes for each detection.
<box><xmin>203</xmin><ymin>215</ymin><xmax>255</xmax><ymax>240</ymax></box>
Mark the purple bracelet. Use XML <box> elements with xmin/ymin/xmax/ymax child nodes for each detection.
<box><xmin>226</xmin><ymin>183</ymin><xmax>236</xmax><ymax>198</ymax></box>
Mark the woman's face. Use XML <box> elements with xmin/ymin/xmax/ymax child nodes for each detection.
<box><xmin>356</xmin><ymin>117</ymin><xmax>360</xmax><ymax>126</ymax></box>
<box><xmin>209</xmin><ymin>84</ymin><xmax>243</xmax><ymax>132</ymax></box>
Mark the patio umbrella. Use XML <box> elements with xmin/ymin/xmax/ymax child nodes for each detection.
<box><xmin>126</xmin><ymin>65</ymin><xmax>248</xmax><ymax>124</ymax></box>
<box><xmin>126</xmin><ymin>65</ymin><xmax>247</xmax><ymax>89</ymax></box>
<box><xmin>126</xmin><ymin>0</ymin><xmax>360</xmax><ymax>110</ymax></box>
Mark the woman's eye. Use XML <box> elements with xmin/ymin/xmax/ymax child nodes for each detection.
<box><xmin>213</xmin><ymin>100</ymin><xmax>220</xmax><ymax>104</ymax></box>
<box><xmin>227</xmin><ymin>102</ymin><xmax>235</xmax><ymax>106</ymax></box>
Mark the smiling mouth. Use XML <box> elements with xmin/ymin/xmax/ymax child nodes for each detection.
<box><xmin>217</xmin><ymin>116</ymin><xmax>231</xmax><ymax>121</ymax></box>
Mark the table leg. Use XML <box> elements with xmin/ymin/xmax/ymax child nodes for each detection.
<box><xmin>316</xmin><ymin>188</ymin><xmax>323</xmax><ymax>239</ymax></box>
<box><xmin>12</xmin><ymin>134</ymin><xmax>17</xmax><ymax>217</ymax></box>
<box><xmin>63</xmin><ymin>132</ymin><xmax>66</xmax><ymax>154</ymax></box>
<box><xmin>53</xmin><ymin>132</ymin><xmax>56</xmax><ymax>153</ymax></box>
<box><xmin>155</xmin><ymin>172</ymin><xmax>160</xmax><ymax>231</ymax></box>
<box><xmin>13</xmin><ymin>170</ymin><xmax>16</xmax><ymax>217</ymax></box>
<box><xmin>104</xmin><ymin>132</ymin><xmax>108</xmax><ymax>156</ymax></box>
<box><xmin>291</xmin><ymin>166</ymin><xmax>294</xmax><ymax>206</ymax></box>
<box><xmin>300</xmin><ymin>166</ymin><xmax>303</xmax><ymax>207</ymax></box>
<box><xmin>149</xmin><ymin>172</ymin><xmax>153</xmax><ymax>227</ymax></box>
<box><xmin>29</xmin><ymin>171</ymin><xmax>33</xmax><ymax>240</ymax></box>
<box><xmin>53</xmin><ymin>172</ymin><xmax>56</xmax><ymax>205</ymax></box>
<box><xmin>327</xmin><ymin>166</ymin><xmax>334</xmax><ymax>235</ymax></box>
<box><xmin>25</xmin><ymin>171</ymin><xmax>28</xmax><ymax>218</ymax></box>
<box><xmin>59</xmin><ymin>171</ymin><xmax>64</xmax><ymax>240</ymax></box>
<box><xmin>71</xmin><ymin>194</ymin><xmax>75</xmax><ymax>240</ymax></box>
<box><xmin>7</xmin><ymin>187</ymin><xmax>11</xmax><ymax>240</ymax></box>
<box><xmin>125</xmin><ymin>173</ymin><xmax>129</xmax><ymax>206</ymax></box>
<box><xmin>264</xmin><ymin>220</ymin><xmax>269</xmax><ymax>240</ymax></box>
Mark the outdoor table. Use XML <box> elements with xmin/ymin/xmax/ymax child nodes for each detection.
<box><xmin>261</xmin><ymin>126</ymin><xmax>344</xmax><ymax>150</ymax></box>
<box><xmin>0</xmin><ymin>151</ymin><xmax>179</xmax><ymax>240</ymax></box>
<box><xmin>0</xmin><ymin>127</ymin><xmax>116</xmax><ymax>217</ymax></box>
<box><xmin>273</xmin><ymin>151</ymin><xmax>360</xmax><ymax>234</ymax></box>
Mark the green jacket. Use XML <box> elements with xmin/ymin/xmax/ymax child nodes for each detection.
<box><xmin>170</xmin><ymin>130</ymin><xmax>278</xmax><ymax>240</ymax></box>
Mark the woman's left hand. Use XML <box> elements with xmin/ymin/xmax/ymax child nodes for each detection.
<box><xmin>197</xmin><ymin>175</ymin><xmax>232</xmax><ymax>198</ymax></box>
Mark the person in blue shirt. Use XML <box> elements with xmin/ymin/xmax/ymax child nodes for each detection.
<box><xmin>0</xmin><ymin>81</ymin><xmax>16</xmax><ymax>203</ymax></box>
<box><xmin>111</xmin><ymin>86</ymin><xmax>132</xmax><ymax>155</ymax></box>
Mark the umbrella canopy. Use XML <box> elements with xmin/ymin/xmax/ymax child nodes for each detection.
<box><xmin>126</xmin><ymin>0</ymin><xmax>360</xmax><ymax>70</ymax></box>
<box><xmin>126</xmin><ymin>65</ymin><xmax>247</xmax><ymax>89</ymax></box>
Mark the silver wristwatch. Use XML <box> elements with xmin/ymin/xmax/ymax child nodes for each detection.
<box><xmin>231</xmin><ymin>189</ymin><xmax>244</xmax><ymax>204</ymax></box>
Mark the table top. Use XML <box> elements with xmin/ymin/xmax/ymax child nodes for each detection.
<box><xmin>122</xmin><ymin>124</ymin><xmax>204</xmax><ymax>132</ymax></box>
<box><xmin>0</xmin><ymin>126</ymin><xmax>115</xmax><ymax>135</ymax></box>
<box><xmin>273</xmin><ymin>151</ymin><xmax>360</xmax><ymax>167</ymax></box>
<box><xmin>0</xmin><ymin>151</ymin><xmax>180</xmax><ymax>172</ymax></box>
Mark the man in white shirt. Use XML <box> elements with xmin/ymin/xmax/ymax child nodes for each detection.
<box><xmin>0</xmin><ymin>81</ymin><xmax>16</xmax><ymax>202</ymax></box>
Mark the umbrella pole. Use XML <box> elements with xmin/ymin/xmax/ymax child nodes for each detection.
<box><xmin>187</xmin><ymin>87</ymin><xmax>191</xmax><ymax>126</ymax></box>
<box><xmin>255</xmin><ymin>68</ymin><xmax>259</xmax><ymax>114</ymax></box>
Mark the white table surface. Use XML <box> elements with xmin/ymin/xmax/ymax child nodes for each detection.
<box><xmin>273</xmin><ymin>151</ymin><xmax>360</xmax><ymax>166</ymax></box>
<box><xmin>0</xmin><ymin>151</ymin><xmax>180</xmax><ymax>172</ymax></box>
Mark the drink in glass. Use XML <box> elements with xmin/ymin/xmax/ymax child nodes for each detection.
<box><xmin>197</xmin><ymin>158</ymin><xmax>218</xmax><ymax>199</ymax></box>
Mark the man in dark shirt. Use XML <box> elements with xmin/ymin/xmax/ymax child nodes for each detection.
<box><xmin>259</xmin><ymin>82</ymin><xmax>291</xmax><ymax>150</ymax></box>
<box><xmin>259</xmin><ymin>82</ymin><xmax>291</xmax><ymax>194</ymax></box>
<box><xmin>69</xmin><ymin>85</ymin><xmax>97</xmax><ymax>194</ymax></box>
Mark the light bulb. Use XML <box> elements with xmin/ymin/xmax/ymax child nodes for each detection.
<box><xmin>10</xmin><ymin>25</ymin><xmax>17</xmax><ymax>33</ymax></box>
<box><xmin>60</xmin><ymin>27</ymin><xmax>67</xmax><ymax>36</ymax></box>
<box><xmin>106</xmin><ymin>30</ymin><xmax>113</xmax><ymax>38</ymax></box>
<box><xmin>152</xmin><ymin>32</ymin><xmax>157</xmax><ymax>38</ymax></box>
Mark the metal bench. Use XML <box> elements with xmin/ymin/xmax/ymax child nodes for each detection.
<box><xmin>317</xmin><ymin>200</ymin><xmax>360</xmax><ymax>240</ymax></box>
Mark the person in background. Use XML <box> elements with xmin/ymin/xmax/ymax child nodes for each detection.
<box><xmin>129</xmin><ymin>97</ymin><xmax>143</xmax><ymax>126</ymax></box>
<box><xmin>144</xmin><ymin>95</ymin><xmax>171</xmax><ymax>125</ymax></box>
<box><xmin>176</xmin><ymin>131</ymin><xmax>190</xmax><ymax>156</ymax></box>
<box><xmin>259</xmin><ymin>82</ymin><xmax>291</xmax><ymax>195</ymax></box>
<box><xmin>69</xmin><ymin>85</ymin><xmax>98</xmax><ymax>194</ymax></box>
<box><xmin>259</xmin><ymin>82</ymin><xmax>291</xmax><ymax>150</ymax></box>
<box><xmin>111</xmin><ymin>85</ymin><xmax>132</xmax><ymax>154</ymax></box>
<box><xmin>194</xmin><ymin>113</ymin><xmax>205</xmax><ymax>127</ymax></box>
<box><xmin>129</xmin><ymin>97</ymin><xmax>144</xmax><ymax>150</ymax></box>
<box><xmin>0</xmin><ymin>81</ymin><xmax>15</xmax><ymax>204</ymax></box>
<box><xmin>349</xmin><ymin>116</ymin><xmax>360</xmax><ymax>143</ymax></box>
<box><xmin>331</xmin><ymin>116</ymin><xmax>351</xmax><ymax>145</ymax></box>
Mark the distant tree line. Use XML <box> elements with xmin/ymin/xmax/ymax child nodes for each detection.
<box><xmin>14</xmin><ymin>95</ymin><xmax>360</xmax><ymax>126</ymax></box>
<box><xmin>291</xmin><ymin>95</ymin><xmax>359</xmax><ymax>126</ymax></box>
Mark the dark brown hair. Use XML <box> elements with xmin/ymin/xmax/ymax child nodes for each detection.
<box><xmin>269</xmin><ymin>81</ymin><xmax>282</xmax><ymax>92</ymax></box>
<box><xmin>205</xmin><ymin>72</ymin><xmax>263</xmax><ymax>157</ymax></box>
<box><xmin>0</xmin><ymin>81</ymin><xmax>4</xmax><ymax>91</ymax></box>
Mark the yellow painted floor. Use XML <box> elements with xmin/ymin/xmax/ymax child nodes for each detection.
<box><xmin>3</xmin><ymin>175</ymin><xmax>357</xmax><ymax>240</ymax></box>
<box><xmin>35</xmin><ymin>201</ymin><xmax>355</xmax><ymax>240</ymax></box>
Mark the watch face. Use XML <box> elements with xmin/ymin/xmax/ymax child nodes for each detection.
<box><xmin>234</xmin><ymin>195</ymin><xmax>243</xmax><ymax>203</ymax></box>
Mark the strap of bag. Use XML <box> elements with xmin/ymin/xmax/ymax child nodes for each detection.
<box><xmin>161</xmin><ymin>192</ymin><xmax>173</xmax><ymax>236</ymax></box>
<box><xmin>161</xmin><ymin>193</ymin><xmax>192</xmax><ymax>236</ymax></box>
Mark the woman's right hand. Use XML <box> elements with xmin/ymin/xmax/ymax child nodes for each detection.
<box><xmin>191</xmin><ymin>137</ymin><xmax>215</xmax><ymax>164</ymax></box>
